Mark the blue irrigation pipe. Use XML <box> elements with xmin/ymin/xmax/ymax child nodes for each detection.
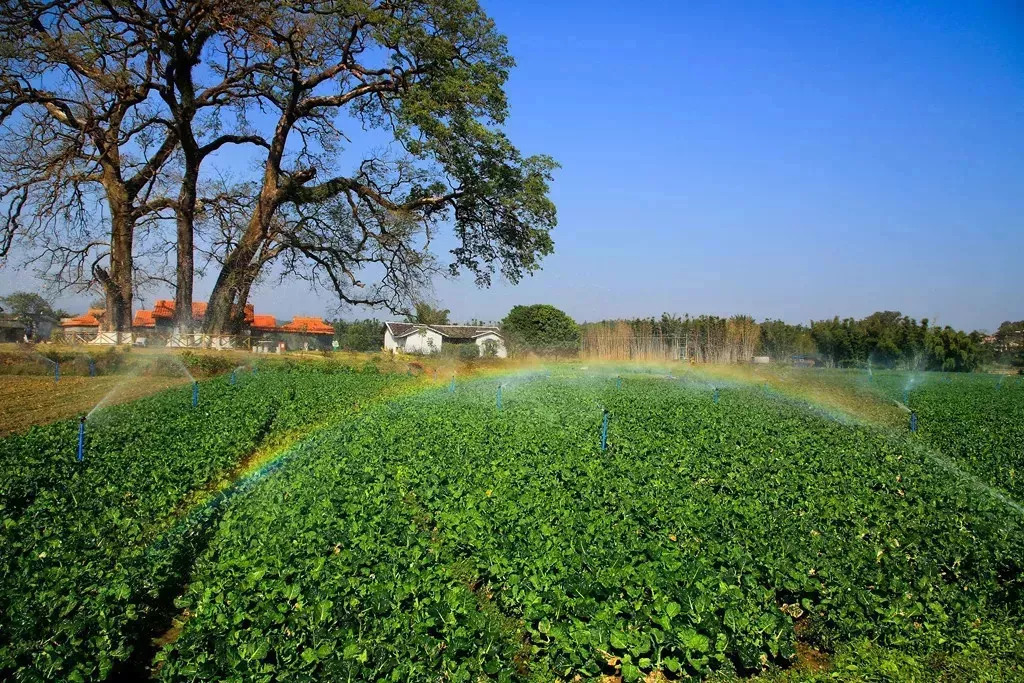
<box><xmin>713</xmin><ymin>387</ymin><xmax>719</xmax><ymax>404</ymax></box>
<box><xmin>192</xmin><ymin>381</ymin><xmax>199</xmax><ymax>407</ymax></box>
<box><xmin>230</xmin><ymin>369</ymin><xmax>237</xmax><ymax>386</ymax></box>
<box><xmin>54</xmin><ymin>362</ymin><xmax>60</xmax><ymax>382</ymax></box>
<box><xmin>600</xmin><ymin>410</ymin><xmax>609</xmax><ymax>451</ymax></box>
<box><xmin>76</xmin><ymin>416</ymin><xmax>85</xmax><ymax>462</ymax></box>
<box><xmin>449</xmin><ymin>376</ymin><xmax>455</xmax><ymax>394</ymax></box>
<box><xmin>616</xmin><ymin>376</ymin><xmax>622</xmax><ymax>389</ymax></box>
<box><xmin>88</xmin><ymin>359</ymin><xmax>96</xmax><ymax>377</ymax></box>
<box><xmin>910</xmin><ymin>411</ymin><xmax>918</xmax><ymax>433</ymax></box>
<box><xmin>496</xmin><ymin>384</ymin><xmax>502</xmax><ymax>410</ymax></box>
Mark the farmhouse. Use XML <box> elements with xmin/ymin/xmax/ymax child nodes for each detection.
<box><xmin>383</xmin><ymin>322</ymin><xmax>507</xmax><ymax>357</ymax></box>
<box><xmin>60</xmin><ymin>299</ymin><xmax>335</xmax><ymax>350</ymax></box>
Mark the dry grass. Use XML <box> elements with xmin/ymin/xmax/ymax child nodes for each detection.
<box><xmin>0</xmin><ymin>375</ymin><xmax>193</xmax><ymax>437</ymax></box>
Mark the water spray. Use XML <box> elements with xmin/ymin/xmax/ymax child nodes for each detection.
<box><xmin>903</xmin><ymin>388</ymin><xmax>909</xmax><ymax>405</ymax></box>
<box><xmin>76</xmin><ymin>415</ymin><xmax>85</xmax><ymax>462</ymax></box>
<box><xmin>192</xmin><ymin>381</ymin><xmax>199</xmax><ymax>407</ymax></box>
<box><xmin>600</xmin><ymin>410</ymin><xmax>609</xmax><ymax>451</ymax></box>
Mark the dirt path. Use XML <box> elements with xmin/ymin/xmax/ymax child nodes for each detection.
<box><xmin>0</xmin><ymin>375</ymin><xmax>192</xmax><ymax>437</ymax></box>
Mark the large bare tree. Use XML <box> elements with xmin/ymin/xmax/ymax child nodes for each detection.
<box><xmin>2</xmin><ymin>0</ymin><xmax>557</xmax><ymax>336</ymax></box>
<box><xmin>0</xmin><ymin>0</ymin><xmax>177</xmax><ymax>332</ymax></box>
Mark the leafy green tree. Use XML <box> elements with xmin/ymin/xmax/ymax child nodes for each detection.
<box><xmin>333</xmin><ymin>319</ymin><xmax>385</xmax><ymax>352</ymax></box>
<box><xmin>502</xmin><ymin>304</ymin><xmax>579</xmax><ymax>355</ymax></box>
<box><xmin>409</xmin><ymin>303</ymin><xmax>451</xmax><ymax>326</ymax></box>
<box><xmin>0</xmin><ymin>291</ymin><xmax>62</xmax><ymax>337</ymax></box>
<box><xmin>925</xmin><ymin>326</ymin><xmax>980</xmax><ymax>372</ymax></box>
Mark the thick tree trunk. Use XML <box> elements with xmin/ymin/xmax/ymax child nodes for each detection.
<box><xmin>174</xmin><ymin>165</ymin><xmax>197</xmax><ymax>332</ymax></box>
<box><xmin>205</xmin><ymin>184</ymin><xmax>279</xmax><ymax>335</ymax></box>
<box><xmin>103</xmin><ymin>188</ymin><xmax>134</xmax><ymax>334</ymax></box>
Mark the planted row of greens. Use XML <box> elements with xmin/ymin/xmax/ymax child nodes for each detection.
<box><xmin>0</xmin><ymin>366</ymin><xmax>407</xmax><ymax>681</ymax></box>
<box><xmin>817</xmin><ymin>369</ymin><xmax>1024</xmax><ymax>503</ymax></box>
<box><xmin>159</xmin><ymin>375</ymin><xmax>1024</xmax><ymax>680</ymax></box>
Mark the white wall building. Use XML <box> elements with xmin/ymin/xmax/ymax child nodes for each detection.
<box><xmin>384</xmin><ymin>322</ymin><xmax>507</xmax><ymax>358</ymax></box>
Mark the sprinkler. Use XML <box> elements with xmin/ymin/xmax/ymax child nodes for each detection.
<box><xmin>910</xmin><ymin>410</ymin><xmax>918</xmax><ymax>433</ymax></box>
<box><xmin>713</xmin><ymin>387</ymin><xmax>719</xmax><ymax>404</ymax></box>
<box><xmin>76</xmin><ymin>415</ymin><xmax>86</xmax><ymax>462</ymax></box>
<box><xmin>88</xmin><ymin>359</ymin><xmax>96</xmax><ymax>377</ymax></box>
<box><xmin>449</xmin><ymin>376</ymin><xmax>455</xmax><ymax>394</ymax></box>
<box><xmin>230</xmin><ymin>370</ymin><xmax>237</xmax><ymax>386</ymax></box>
<box><xmin>54</xmin><ymin>361</ymin><xmax>60</xmax><ymax>382</ymax></box>
<box><xmin>192</xmin><ymin>381</ymin><xmax>199</xmax><ymax>407</ymax></box>
<box><xmin>616</xmin><ymin>376</ymin><xmax>622</xmax><ymax>389</ymax></box>
<box><xmin>600</xmin><ymin>410</ymin><xmax>610</xmax><ymax>451</ymax></box>
<box><xmin>496</xmin><ymin>384</ymin><xmax>502</xmax><ymax>410</ymax></box>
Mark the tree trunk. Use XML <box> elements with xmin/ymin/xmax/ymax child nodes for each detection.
<box><xmin>174</xmin><ymin>164</ymin><xmax>197</xmax><ymax>332</ymax></box>
<box><xmin>103</xmin><ymin>187</ymin><xmax>134</xmax><ymax>333</ymax></box>
<box><xmin>204</xmin><ymin>216</ymin><xmax>266</xmax><ymax>334</ymax></box>
<box><xmin>205</xmin><ymin>182</ymin><xmax>280</xmax><ymax>335</ymax></box>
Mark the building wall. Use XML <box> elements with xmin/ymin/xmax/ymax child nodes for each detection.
<box><xmin>401</xmin><ymin>328</ymin><xmax>444</xmax><ymax>354</ymax></box>
<box><xmin>474</xmin><ymin>332</ymin><xmax>508</xmax><ymax>358</ymax></box>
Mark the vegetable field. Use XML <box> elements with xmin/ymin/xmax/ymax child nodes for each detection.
<box><xmin>1</xmin><ymin>367</ymin><xmax>1022</xmax><ymax>680</ymax></box>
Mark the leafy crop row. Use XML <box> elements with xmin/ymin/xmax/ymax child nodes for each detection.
<box><xmin>158</xmin><ymin>375</ymin><xmax>1024</xmax><ymax>680</ymax></box>
<box><xmin>0</xmin><ymin>367</ymin><xmax>407</xmax><ymax>680</ymax></box>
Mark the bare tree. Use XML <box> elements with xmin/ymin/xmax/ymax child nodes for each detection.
<box><xmin>0</xmin><ymin>1</ymin><xmax>179</xmax><ymax>332</ymax></box>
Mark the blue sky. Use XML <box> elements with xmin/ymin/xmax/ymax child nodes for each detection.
<box><xmin>3</xmin><ymin>0</ymin><xmax>1022</xmax><ymax>331</ymax></box>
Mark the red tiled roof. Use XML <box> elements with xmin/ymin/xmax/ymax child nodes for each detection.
<box><xmin>151</xmin><ymin>299</ymin><xmax>207</xmax><ymax>320</ymax></box>
<box><xmin>62</xmin><ymin>309</ymin><xmax>104</xmax><ymax>328</ymax></box>
<box><xmin>251</xmin><ymin>314</ymin><xmax>277</xmax><ymax>332</ymax></box>
<box><xmin>132</xmin><ymin>310</ymin><xmax>156</xmax><ymax>328</ymax></box>
<box><xmin>279</xmin><ymin>316</ymin><xmax>334</xmax><ymax>334</ymax></box>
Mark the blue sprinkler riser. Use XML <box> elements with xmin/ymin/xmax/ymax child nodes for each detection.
<box><xmin>600</xmin><ymin>411</ymin><xmax>609</xmax><ymax>451</ymax></box>
<box><xmin>76</xmin><ymin>418</ymin><xmax>85</xmax><ymax>462</ymax></box>
<box><xmin>192</xmin><ymin>381</ymin><xmax>199</xmax><ymax>407</ymax></box>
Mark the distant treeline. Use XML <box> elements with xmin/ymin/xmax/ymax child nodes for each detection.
<box><xmin>581</xmin><ymin>312</ymin><xmax>1023</xmax><ymax>372</ymax></box>
<box><xmin>329</xmin><ymin>312</ymin><xmax>1023</xmax><ymax>372</ymax></box>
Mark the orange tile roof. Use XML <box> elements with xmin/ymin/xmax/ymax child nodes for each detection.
<box><xmin>251</xmin><ymin>314</ymin><xmax>278</xmax><ymax>332</ymax></box>
<box><xmin>132</xmin><ymin>310</ymin><xmax>156</xmax><ymax>327</ymax></box>
<box><xmin>279</xmin><ymin>316</ymin><xmax>334</xmax><ymax>334</ymax></box>
<box><xmin>62</xmin><ymin>308</ymin><xmax>105</xmax><ymax>327</ymax></box>
<box><xmin>151</xmin><ymin>299</ymin><xmax>207</xmax><ymax>320</ymax></box>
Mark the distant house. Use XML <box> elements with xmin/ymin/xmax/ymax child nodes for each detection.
<box><xmin>61</xmin><ymin>299</ymin><xmax>336</xmax><ymax>351</ymax></box>
<box><xmin>131</xmin><ymin>299</ymin><xmax>254</xmax><ymax>335</ymax></box>
<box><xmin>62</xmin><ymin>309</ymin><xmax>105</xmax><ymax>337</ymax></box>
<box><xmin>0</xmin><ymin>315</ymin><xmax>27</xmax><ymax>342</ymax></box>
<box><xmin>383</xmin><ymin>322</ymin><xmax>507</xmax><ymax>358</ymax></box>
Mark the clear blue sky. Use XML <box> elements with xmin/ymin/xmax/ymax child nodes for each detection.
<box><xmin>3</xmin><ymin>0</ymin><xmax>1022</xmax><ymax>331</ymax></box>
